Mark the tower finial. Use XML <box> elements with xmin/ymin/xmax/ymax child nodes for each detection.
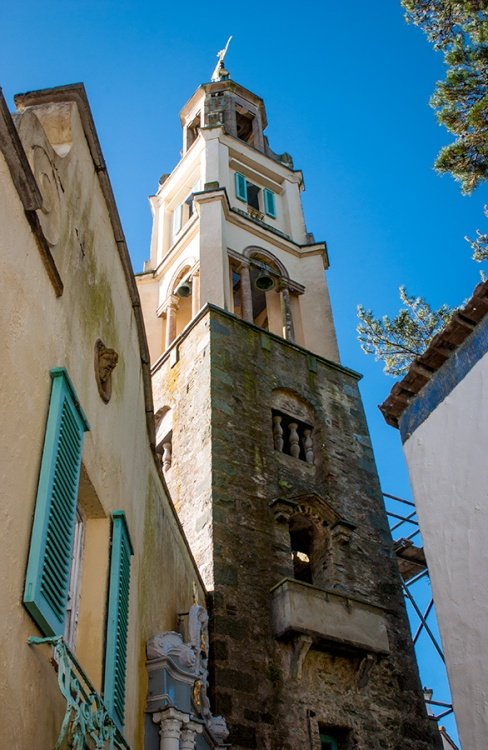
<box><xmin>211</xmin><ymin>36</ymin><xmax>232</xmax><ymax>82</ymax></box>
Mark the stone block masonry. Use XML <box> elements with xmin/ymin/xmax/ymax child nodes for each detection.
<box><xmin>152</xmin><ymin>304</ymin><xmax>441</xmax><ymax>750</ymax></box>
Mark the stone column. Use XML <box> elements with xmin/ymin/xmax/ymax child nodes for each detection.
<box><xmin>153</xmin><ymin>708</ymin><xmax>188</xmax><ymax>750</ymax></box>
<box><xmin>191</xmin><ymin>270</ymin><xmax>201</xmax><ymax>318</ymax></box>
<box><xmin>273</xmin><ymin>414</ymin><xmax>284</xmax><ymax>452</ymax></box>
<box><xmin>280</xmin><ymin>284</ymin><xmax>295</xmax><ymax>342</ymax></box>
<box><xmin>239</xmin><ymin>262</ymin><xmax>253</xmax><ymax>323</ymax></box>
<box><xmin>303</xmin><ymin>429</ymin><xmax>314</xmax><ymax>464</ymax></box>
<box><xmin>165</xmin><ymin>295</ymin><xmax>179</xmax><ymax>350</ymax></box>
<box><xmin>180</xmin><ymin>719</ymin><xmax>203</xmax><ymax>750</ymax></box>
<box><xmin>288</xmin><ymin>422</ymin><xmax>300</xmax><ymax>458</ymax></box>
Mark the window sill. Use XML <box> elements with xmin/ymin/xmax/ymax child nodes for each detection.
<box><xmin>274</xmin><ymin>448</ymin><xmax>315</xmax><ymax>470</ymax></box>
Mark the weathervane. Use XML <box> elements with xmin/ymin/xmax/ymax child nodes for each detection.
<box><xmin>211</xmin><ymin>36</ymin><xmax>232</xmax><ymax>82</ymax></box>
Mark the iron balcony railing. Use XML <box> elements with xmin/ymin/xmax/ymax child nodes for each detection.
<box><xmin>28</xmin><ymin>635</ymin><xmax>131</xmax><ymax>750</ymax></box>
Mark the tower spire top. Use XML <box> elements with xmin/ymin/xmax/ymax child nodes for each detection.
<box><xmin>211</xmin><ymin>36</ymin><xmax>232</xmax><ymax>82</ymax></box>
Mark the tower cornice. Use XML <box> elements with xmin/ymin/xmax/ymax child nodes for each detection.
<box><xmin>150</xmin><ymin>303</ymin><xmax>360</xmax><ymax>381</ymax></box>
<box><xmin>193</xmin><ymin>187</ymin><xmax>329</xmax><ymax>267</ymax></box>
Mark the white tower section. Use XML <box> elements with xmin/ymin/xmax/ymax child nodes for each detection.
<box><xmin>137</xmin><ymin>78</ymin><xmax>339</xmax><ymax>365</ymax></box>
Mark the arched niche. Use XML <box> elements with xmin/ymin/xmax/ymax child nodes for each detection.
<box><xmin>243</xmin><ymin>246</ymin><xmax>289</xmax><ymax>279</ymax></box>
<box><xmin>271</xmin><ymin>388</ymin><xmax>315</xmax><ymax>464</ymax></box>
<box><xmin>270</xmin><ymin>492</ymin><xmax>356</xmax><ymax>591</ymax></box>
<box><xmin>230</xmin><ymin>246</ymin><xmax>292</xmax><ymax>336</ymax></box>
<box><xmin>161</xmin><ymin>258</ymin><xmax>198</xmax><ymax>349</ymax></box>
<box><xmin>287</xmin><ymin>493</ymin><xmax>341</xmax><ymax>588</ymax></box>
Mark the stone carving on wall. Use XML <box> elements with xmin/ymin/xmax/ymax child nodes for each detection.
<box><xmin>32</xmin><ymin>144</ymin><xmax>62</xmax><ymax>247</ymax></box>
<box><xmin>146</xmin><ymin>603</ymin><xmax>229</xmax><ymax>747</ymax></box>
<box><xmin>94</xmin><ymin>339</ymin><xmax>118</xmax><ymax>403</ymax></box>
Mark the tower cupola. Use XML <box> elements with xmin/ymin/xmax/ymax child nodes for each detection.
<box><xmin>181</xmin><ymin>79</ymin><xmax>267</xmax><ymax>156</ymax></box>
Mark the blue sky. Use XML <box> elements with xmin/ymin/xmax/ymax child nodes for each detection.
<box><xmin>3</xmin><ymin>1</ymin><xmax>485</xmax><ymax>741</ymax></box>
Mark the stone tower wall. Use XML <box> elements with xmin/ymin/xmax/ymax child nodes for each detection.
<box><xmin>152</xmin><ymin>306</ymin><xmax>440</xmax><ymax>750</ymax></box>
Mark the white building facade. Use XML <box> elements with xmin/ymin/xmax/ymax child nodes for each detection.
<box><xmin>381</xmin><ymin>280</ymin><xmax>488</xmax><ymax>750</ymax></box>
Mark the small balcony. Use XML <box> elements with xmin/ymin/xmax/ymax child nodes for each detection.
<box><xmin>271</xmin><ymin>578</ymin><xmax>390</xmax><ymax>655</ymax></box>
<box><xmin>28</xmin><ymin>635</ymin><xmax>130</xmax><ymax>749</ymax></box>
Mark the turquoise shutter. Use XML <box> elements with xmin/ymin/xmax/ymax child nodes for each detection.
<box><xmin>23</xmin><ymin>368</ymin><xmax>89</xmax><ymax>636</ymax></box>
<box><xmin>104</xmin><ymin>511</ymin><xmax>133</xmax><ymax>729</ymax></box>
<box><xmin>235</xmin><ymin>172</ymin><xmax>248</xmax><ymax>202</ymax></box>
<box><xmin>264</xmin><ymin>189</ymin><xmax>276</xmax><ymax>218</ymax></box>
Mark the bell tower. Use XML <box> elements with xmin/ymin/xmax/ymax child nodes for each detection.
<box><xmin>137</xmin><ymin>68</ymin><xmax>339</xmax><ymax>366</ymax></box>
<box><xmin>137</xmin><ymin>59</ymin><xmax>440</xmax><ymax>750</ymax></box>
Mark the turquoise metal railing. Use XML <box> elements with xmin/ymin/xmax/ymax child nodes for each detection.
<box><xmin>28</xmin><ymin>635</ymin><xmax>131</xmax><ymax>750</ymax></box>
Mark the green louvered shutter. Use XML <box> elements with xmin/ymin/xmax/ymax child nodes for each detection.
<box><xmin>23</xmin><ymin>368</ymin><xmax>89</xmax><ymax>636</ymax></box>
<box><xmin>104</xmin><ymin>511</ymin><xmax>133</xmax><ymax>729</ymax></box>
<box><xmin>235</xmin><ymin>172</ymin><xmax>248</xmax><ymax>202</ymax></box>
<box><xmin>264</xmin><ymin>188</ymin><xmax>276</xmax><ymax>218</ymax></box>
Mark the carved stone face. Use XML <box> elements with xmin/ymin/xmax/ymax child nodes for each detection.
<box><xmin>94</xmin><ymin>339</ymin><xmax>118</xmax><ymax>403</ymax></box>
<box><xmin>99</xmin><ymin>351</ymin><xmax>118</xmax><ymax>383</ymax></box>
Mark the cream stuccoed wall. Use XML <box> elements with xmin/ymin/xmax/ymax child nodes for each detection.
<box><xmin>402</xmin><ymin>352</ymin><xmax>488</xmax><ymax>750</ymax></box>
<box><xmin>148</xmin><ymin>136</ymin><xmax>204</xmax><ymax>269</ymax></box>
<box><xmin>138</xmin><ymin>78</ymin><xmax>340</xmax><ymax>367</ymax></box>
<box><xmin>219</xmin><ymin>212</ymin><xmax>338</xmax><ymax>359</ymax></box>
<box><xmin>139</xmin><ymin>173</ymin><xmax>339</xmax><ymax>362</ymax></box>
<box><xmin>0</xmin><ymin>90</ymin><xmax>204</xmax><ymax>750</ymax></box>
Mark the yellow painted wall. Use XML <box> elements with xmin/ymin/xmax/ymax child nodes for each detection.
<box><xmin>0</xmin><ymin>96</ymin><xmax>204</xmax><ymax>749</ymax></box>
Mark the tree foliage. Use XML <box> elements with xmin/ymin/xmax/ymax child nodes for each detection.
<box><xmin>466</xmin><ymin>203</ymin><xmax>488</xmax><ymax>260</ymax></box>
<box><xmin>356</xmin><ymin>2</ymin><xmax>485</xmax><ymax>376</ymax></box>
<box><xmin>401</xmin><ymin>0</ymin><xmax>488</xmax><ymax>193</ymax></box>
<box><xmin>357</xmin><ymin>287</ymin><xmax>455</xmax><ymax>377</ymax></box>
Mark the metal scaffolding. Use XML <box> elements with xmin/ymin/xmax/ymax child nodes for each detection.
<box><xmin>383</xmin><ymin>492</ymin><xmax>456</xmax><ymax>730</ymax></box>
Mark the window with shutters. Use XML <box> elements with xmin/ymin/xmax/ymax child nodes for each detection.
<box><xmin>23</xmin><ymin>367</ymin><xmax>89</xmax><ymax>637</ymax></box>
<box><xmin>234</xmin><ymin>172</ymin><xmax>277</xmax><ymax>219</ymax></box>
<box><xmin>103</xmin><ymin>510</ymin><xmax>133</xmax><ymax>729</ymax></box>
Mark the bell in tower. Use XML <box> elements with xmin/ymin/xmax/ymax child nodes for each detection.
<box><xmin>137</xmin><ymin>47</ymin><xmax>441</xmax><ymax>750</ymax></box>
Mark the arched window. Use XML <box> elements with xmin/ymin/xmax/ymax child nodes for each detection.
<box><xmin>230</xmin><ymin>247</ymin><xmax>299</xmax><ymax>341</ymax></box>
<box><xmin>162</xmin><ymin>261</ymin><xmax>199</xmax><ymax>350</ymax></box>
<box><xmin>288</xmin><ymin>511</ymin><xmax>331</xmax><ymax>587</ymax></box>
<box><xmin>289</xmin><ymin>515</ymin><xmax>314</xmax><ymax>584</ymax></box>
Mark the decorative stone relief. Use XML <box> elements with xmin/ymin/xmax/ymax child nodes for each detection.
<box><xmin>32</xmin><ymin>144</ymin><xmax>62</xmax><ymax>246</ymax></box>
<box><xmin>146</xmin><ymin>603</ymin><xmax>229</xmax><ymax>748</ymax></box>
<box><xmin>356</xmin><ymin>653</ymin><xmax>376</xmax><ymax>689</ymax></box>
<box><xmin>290</xmin><ymin>634</ymin><xmax>313</xmax><ymax>680</ymax></box>
<box><xmin>94</xmin><ymin>339</ymin><xmax>118</xmax><ymax>403</ymax></box>
<box><xmin>146</xmin><ymin>631</ymin><xmax>196</xmax><ymax>670</ymax></box>
<box><xmin>206</xmin><ymin>716</ymin><xmax>230</xmax><ymax>744</ymax></box>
